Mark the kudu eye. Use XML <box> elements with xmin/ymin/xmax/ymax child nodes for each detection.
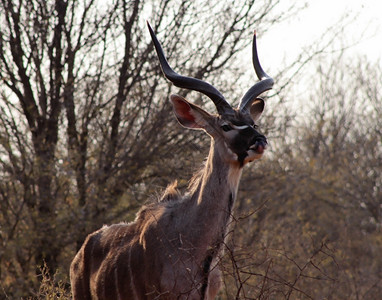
<box><xmin>221</xmin><ymin>124</ymin><xmax>233</xmax><ymax>132</ymax></box>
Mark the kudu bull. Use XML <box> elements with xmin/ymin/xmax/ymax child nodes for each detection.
<box><xmin>70</xmin><ymin>22</ymin><xmax>274</xmax><ymax>299</ymax></box>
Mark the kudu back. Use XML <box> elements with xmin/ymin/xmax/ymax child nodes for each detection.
<box><xmin>70</xmin><ymin>22</ymin><xmax>274</xmax><ymax>300</ymax></box>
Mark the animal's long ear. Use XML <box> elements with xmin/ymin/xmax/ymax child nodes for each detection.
<box><xmin>170</xmin><ymin>94</ymin><xmax>213</xmax><ymax>129</ymax></box>
<box><xmin>249</xmin><ymin>98</ymin><xmax>265</xmax><ymax>122</ymax></box>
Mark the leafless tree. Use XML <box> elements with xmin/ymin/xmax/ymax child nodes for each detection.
<box><xmin>227</xmin><ymin>53</ymin><xmax>382</xmax><ymax>299</ymax></box>
<box><xmin>0</xmin><ymin>0</ymin><xmax>304</xmax><ymax>296</ymax></box>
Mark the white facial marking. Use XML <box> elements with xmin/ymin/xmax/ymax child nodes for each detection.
<box><xmin>244</xmin><ymin>149</ymin><xmax>263</xmax><ymax>164</ymax></box>
<box><xmin>232</xmin><ymin>124</ymin><xmax>249</xmax><ymax>130</ymax></box>
<box><xmin>221</xmin><ymin>122</ymin><xmax>249</xmax><ymax>131</ymax></box>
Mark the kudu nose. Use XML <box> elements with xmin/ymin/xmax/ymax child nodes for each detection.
<box><xmin>250</xmin><ymin>133</ymin><xmax>267</xmax><ymax>154</ymax></box>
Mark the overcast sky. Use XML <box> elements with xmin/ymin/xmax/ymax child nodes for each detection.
<box><xmin>262</xmin><ymin>0</ymin><xmax>381</xmax><ymax>71</ymax></box>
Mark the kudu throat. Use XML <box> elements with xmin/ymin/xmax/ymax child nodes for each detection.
<box><xmin>188</xmin><ymin>140</ymin><xmax>243</xmax><ymax>240</ymax></box>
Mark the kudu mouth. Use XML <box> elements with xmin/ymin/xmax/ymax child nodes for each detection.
<box><xmin>234</xmin><ymin>133</ymin><xmax>267</xmax><ymax>166</ymax></box>
<box><xmin>250</xmin><ymin>135</ymin><xmax>267</xmax><ymax>155</ymax></box>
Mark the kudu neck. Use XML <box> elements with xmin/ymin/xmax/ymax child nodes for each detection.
<box><xmin>183</xmin><ymin>138</ymin><xmax>243</xmax><ymax>251</ymax></box>
<box><xmin>189</xmin><ymin>138</ymin><xmax>243</xmax><ymax>207</ymax></box>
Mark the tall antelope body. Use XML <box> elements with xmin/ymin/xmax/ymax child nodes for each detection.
<box><xmin>70</xmin><ymin>22</ymin><xmax>274</xmax><ymax>300</ymax></box>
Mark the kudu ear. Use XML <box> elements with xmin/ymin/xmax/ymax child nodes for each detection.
<box><xmin>170</xmin><ymin>94</ymin><xmax>212</xmax><ymax>129</ymax></box>
<box><xmin>249</xmin><ymin>98</ymin><xmax>265</xmax><ymax>122</ymax></box>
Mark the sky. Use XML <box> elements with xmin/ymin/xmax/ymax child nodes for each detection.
<box><xmin>261</xmin><ymin>0</ymin><xmax>381</xmax><ymax>72</ymax></box>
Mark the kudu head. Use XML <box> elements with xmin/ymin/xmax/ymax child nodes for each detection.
<box><xmin>148</xmin><ymin>22</ymin><xmax>274</xmax><ymax>166</ymax></box>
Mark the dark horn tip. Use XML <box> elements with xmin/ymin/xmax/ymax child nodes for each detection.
<box><xmin>148</xmin><ymin>21</ymin><xmax>234</xmax><ymax>115</ymax></box>
<box><xmin>147</xmin><ymin>21</ymin><xmax>154</xmax><ymax>36</ymax></box>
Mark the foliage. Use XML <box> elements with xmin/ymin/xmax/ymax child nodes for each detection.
<box><xmin>29</xmin><ymin>264</ymin><xmax>70</xmax><ymax>300</ymax></box>
<box><xmin>220</xmin><ymin>54</ymin><xmax>382</xmax><ymax>299</ymax></box>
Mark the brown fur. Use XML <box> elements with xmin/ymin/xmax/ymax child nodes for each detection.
<box><xmin>70</xmin><ymin>95</ymin><xmax>266</xmax><ymax>299</ymax></box>
<box><xmin>71</xmin><ymin>143</ymin><xmax>242</xmax><ymax>299</ymax></box>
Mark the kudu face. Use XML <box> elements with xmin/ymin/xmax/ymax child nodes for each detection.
<box><xmin>148</xmin><ymin>22</ymin><xmax>274</xmax><ymax>167</ymax></box>
<box><xmin>170</xmin><ymin>94</ymin><xmax>267</xmax><ymax>166</ymax></box>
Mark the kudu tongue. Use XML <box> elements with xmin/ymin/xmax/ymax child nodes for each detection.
<box><xmin>253</xmin><ymin>139</ymin><xmax>267</xmax><ymax>154</ymax></box>
<box><xmin>256</xmin><ymin>143</ymin><xmax>265</xmax><ymax>154</ymax></box>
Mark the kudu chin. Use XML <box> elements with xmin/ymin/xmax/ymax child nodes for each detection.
<box><xmin>70</xmin><ymin>21</ymin><xmax>274</xmax><ymax>300</ymax></box>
